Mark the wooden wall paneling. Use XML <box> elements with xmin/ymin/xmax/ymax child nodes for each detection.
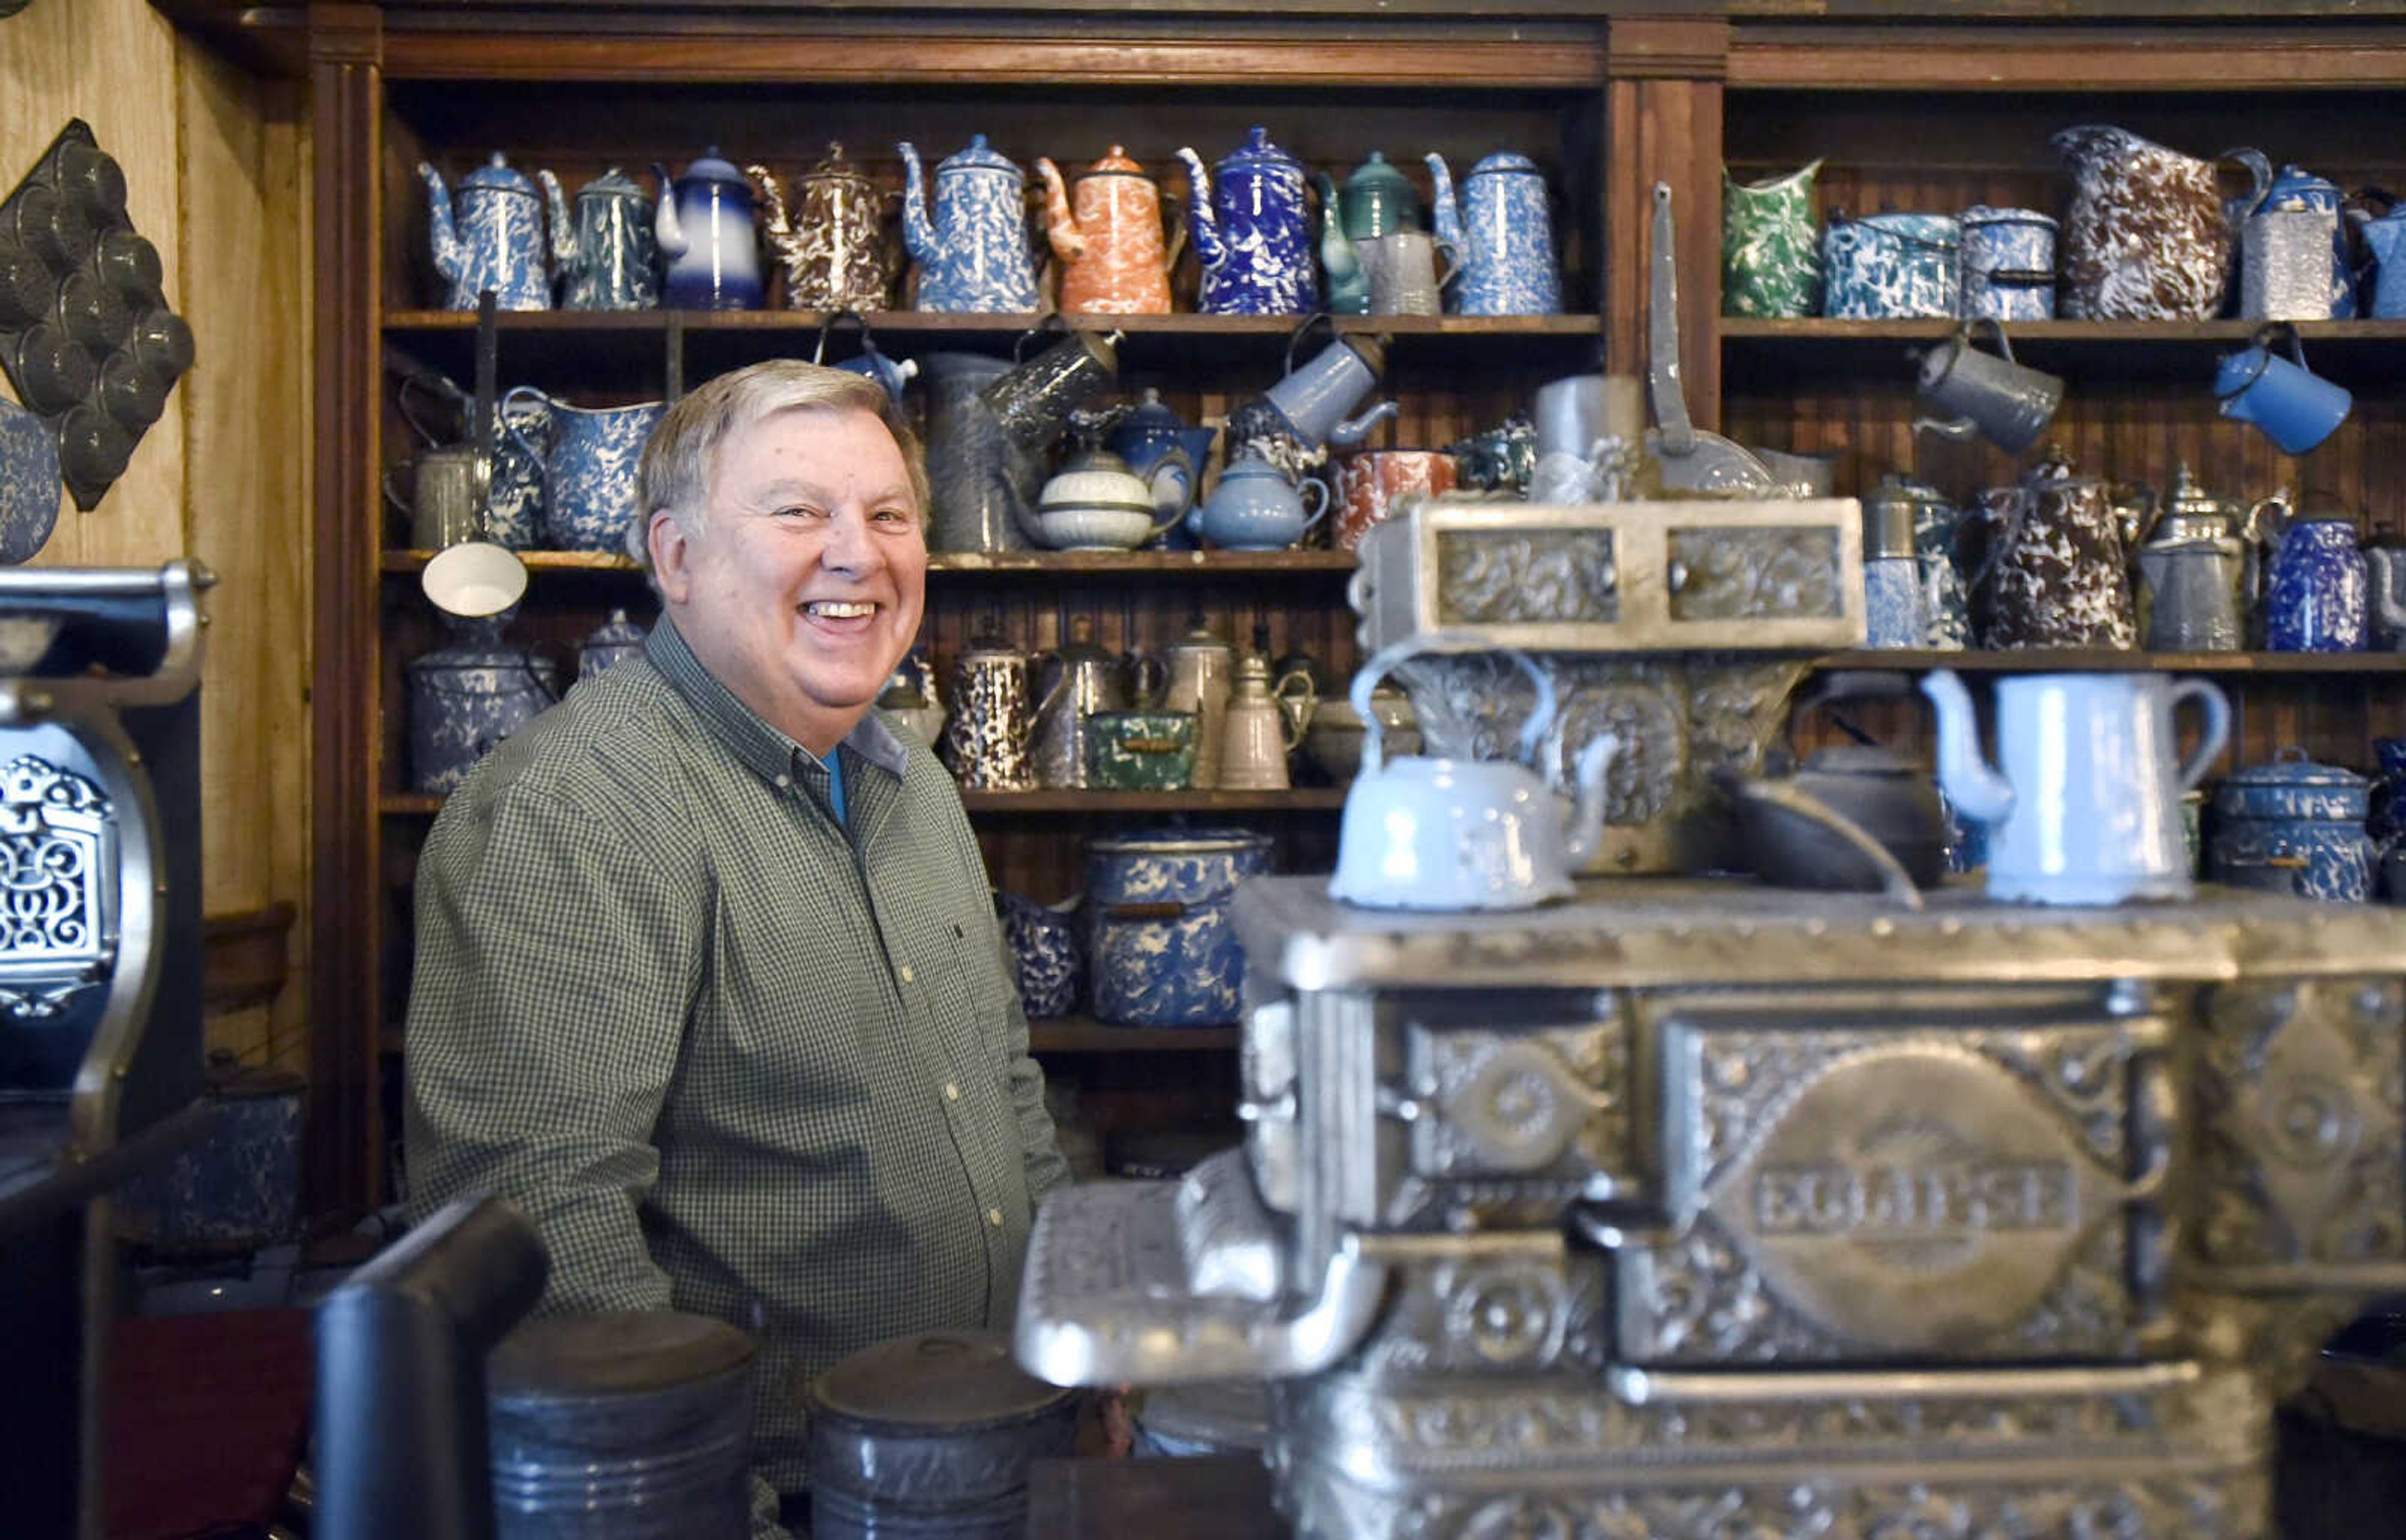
<box><xmin>1603</xmin><ymin>18</ymin><xmax>1727</xmax><ymax>428</ymax></box>
<box><xmin>309</xmin><ymin>2</ymin><xmax>387</xmax><ymax>1220</ymax></box>
<box><xmin>178</xmin><ymin>43</ymin><xmax>315</xmax><ymax>1069</ymax></box>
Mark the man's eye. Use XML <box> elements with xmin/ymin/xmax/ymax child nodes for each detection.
<box><xmin>773</xmin><ymin>505</ymin><xmax>826</xmax><ymax>521</ymax></box>
<box><xmin>873</xmin><ymin>507</ymin><xmax>917</xmax><ymax>524</ymax></box>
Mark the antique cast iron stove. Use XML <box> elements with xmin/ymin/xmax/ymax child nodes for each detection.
<box><xmin>1019</xmin><ymin>879</ymin><xmax>2406</xmax><ymax>1537</ymax></box>
<box><xmin>1349</xmin><ymin>496</ymin><xmax>1865</xmax><ymax>874</ymax></box>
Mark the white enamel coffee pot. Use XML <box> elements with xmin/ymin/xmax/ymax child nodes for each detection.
<box><xmin>1330</xmin><ymin>634</ymin><xmax>1616</xmax><ymax>911</ymax></box>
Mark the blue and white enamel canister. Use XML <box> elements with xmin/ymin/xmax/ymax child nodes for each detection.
<box><xmin>1958</xmin><ymin>206</ymin><xmax>2056</xmax><ymax>321</ymax></box>
<box><xmin>576</xmin><ymin>608</ymin><xmax>648</xmax><ymax>682</ymax></box>
<box><xmin>418</xmin><ymin>152</ymin><xmax>555</xmax><ymax>311</ymax></box>
<box><xmin>1425</xmin><ymin>150</ymin><xmax>1563</xmax><ymax>316</ymax></box>
<box><xmin>2262</xmin><ymin>506</ymin><xmax>2368</xmax><ymax>653</ymax></box>
<box><xmin>1860</xmin><ymin>493</ymin><xmax>1928</xmax><ymax>649</ymax></box>
<box><xmin>897</xmin><ymin>135</ymin><xmax>1042</xmax><ymax>314</ymax></box>
<box><xmin>1822</xmin><ymin>212</ymin><xmax>1961</xmax><ymax>319</ymax></box>
<box><xmin>1086</xmin><ymin>827</ymin><xmax>1272</xmax><ymax>1028</ymax></box>
<box><xmin>407</xmin><ymin>618</ymin><xmax>560</xmax><ymax>794</ymax></box>
<box><xmin>1175</xmin><ymin>129</ymin><xmax>1318</xmax><ymax>317</ymax></box>
<box><xmin>2208</xmin><ymin>748</ymin><xmax>2375</xmax><ymax>902</ymax></box>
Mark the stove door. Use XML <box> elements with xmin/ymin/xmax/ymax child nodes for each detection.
<box><xmin>1613</xmin><ymin>983</ymin><xmax>2172</xmax><ymax>1366</ymax></box>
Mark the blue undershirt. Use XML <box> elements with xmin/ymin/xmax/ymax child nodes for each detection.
<box><xmin>824</xmin><ymin>747</ymin><xmax>847</xmax><ymax>828</ymax></box>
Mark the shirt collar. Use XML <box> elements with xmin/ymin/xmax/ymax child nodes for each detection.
<box><xmin>645</xmin><ymin>616</ymin><xmax>912</xmax><ymax>785</ymax></box>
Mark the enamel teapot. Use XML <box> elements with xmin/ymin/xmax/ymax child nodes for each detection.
<box><xmin>654</xmin><ymin>148</ymin><xmax>763</xmax><ymax>310</ymax></box>
<box><xmin>897</xmin><ymin>135</ymin><xmax>1041</xmax><ymax>313</ymax></box>
<box><xmin>539</xmin><ymin>165</ymin><xmax>660</xmax><ymax>312</ymax></box>
<box><xmin>2355</xmin><ymin>192</ymin><xmax>2406</xmax><ymax>319</ymax></box>
<box><xmin>418</xmin><ymin>152</ymin><xmax>556</xmax><ymax>310</ymax></box>
<box><xmin>1330</xmin><ymin>635</ymin><xmax>1615</xmax><ymax>912</ymax></box>
<box><xmin>1424</xmin><ymin>150</ymin><xmax>1562</xmax><ymax>316</ymax></box>
<box><xmin>1034</xmin><ymin>147</ymin><xmax>1181</xmax><ymax>316</ymax></box>
<box><xmin>1175</xmin><ymin>127</ymin><xmax>1317</xmax><ymax>316</ymax></box>
<box><xmin>2132</xmin><ymin>464</ymin><xmax>2251</xmax><ymax>653</ymax></box>
<box><xmin>1188</xmin><ymin>451</ymin><xmax>1326</xmax><ymax>552</ymax></box>
<box><xmin>752</xmin><ymin>144</ymin><xmax>893</xmax><ymax>313</ymax></box>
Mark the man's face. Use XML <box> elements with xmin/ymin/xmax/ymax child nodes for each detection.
<box><xmin>650</xmin><ymin>405</ymin><xmax>926</xmax><ymax>756</ymax></box>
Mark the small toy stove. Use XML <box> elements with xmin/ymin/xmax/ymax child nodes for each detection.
<box><xmin>1018</xmin><ymin>879</ymin><xmax>2406</xmax><ymax>1538</ymax></box>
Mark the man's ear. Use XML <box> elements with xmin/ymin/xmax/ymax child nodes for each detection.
<box><xmin>648</xmin><ymin>510</ymin><xmax>695</xmax><ymax>604</ymax></box>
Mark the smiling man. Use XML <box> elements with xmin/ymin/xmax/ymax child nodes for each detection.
<box><xmin>404</xmin><ymin>361</ymin><xmax>1065</xmax><ymax>1537</ymax></box>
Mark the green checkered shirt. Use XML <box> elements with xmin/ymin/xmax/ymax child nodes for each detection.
<box><xmin>404</xmin><ymin>618</ymin><xmax>1066</xmax><ymax>1531</ymax></box>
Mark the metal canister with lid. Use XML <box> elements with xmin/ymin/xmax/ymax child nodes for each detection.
<box><xmin>487</xmin><ymin>1311</ymin><xmax>758</xmax><ymax>1539</ymax></box>
<box><xmin>806</xmin><ymin>1329</ymin><xmax>1079</xmax><ymax>1539</ymax></box>
<box><xmin>2207</xmin><ymin>747</ymin><xmax>2375</xmax><ymax>902</ymax></box>
<box><xmin>1086</xmin><ymin>826</ymin><xmax>1273</xmax><ymax>1027</ymax></box>
<box><xmin>1860</xmin><ymin>487</ymin><xmax>1926</xmax><ymax>648</ymax></box>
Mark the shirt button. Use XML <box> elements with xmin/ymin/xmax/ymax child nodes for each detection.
<box><xmin>900</xmin><ymin>965</ymin><xmax>916</xmax><ymax>984</ymax></box>
<box><xmin>773</xmin><ymin>774</ymin><xmax>791</xmax><ymax>789</ymax></box>
<box><xmin>987</xmin><ymin>1207</ymin><xmax>1004</xmax><ymax>1227</ymax></box>
<box><xmin>944</xmin><ymin>1083</ymin><xmax>960</xmax><ymax>1103</ymax></box>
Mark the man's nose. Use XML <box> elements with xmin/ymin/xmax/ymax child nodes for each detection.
<box><xmin>820</xmin><ymin>508</ymin><xmax>880</xmax><ymax>573</ymax></box>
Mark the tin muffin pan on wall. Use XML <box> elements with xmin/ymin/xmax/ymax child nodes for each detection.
<box><xmin>0</xmin><ymin>119</ymin><xmax>194</xmax><ymax>513</ymax></box>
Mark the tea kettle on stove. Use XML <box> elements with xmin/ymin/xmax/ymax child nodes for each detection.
<box><xmin>1330</xmin><ymin>634</ymin><xmax>1615</xmax><ymax>912</ymax></box>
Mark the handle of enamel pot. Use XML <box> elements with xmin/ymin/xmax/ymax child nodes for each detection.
<box><xmin>2169</xmin><ymin>677</ymin><xmax>2232</xmax><ymax>791</ymax></box>
<box><xmin>1433</xmin><ymin>236</ymin><xmax>1462</xmax><ymax>291</ymax></box>
<box><xmin>1273</xmin><ymin>669</ymin><xmax>1317</xmax><ymax>751</ymax></box>
<box><xmin>1350</xmin><ymin>630</ymin><xmax>1552</xmax><ymax>778</ymax></box>
<box><xmin>2252</xmin><ymin>321</ymin><xmax>2308</xmax><ymax>372</ymax></box>
<box><xmin>1647</xmin><ymin>182</ymin><xmax>1695</xmax><ymax>457</ymax></box>
<box><xmin>1296</xmin><ymin>476</ymin><xmax>1329</xmax><ymax>537</ymax></box>
<box><xmin>1284</xmin><ymin>311</ymin><xmax>1336</xmax><ymax>377</ymax></box>
<box><xmin>812</xmin><ymin>308</ymin><xmax>870</xmax><ymax>365</ymax></box>
<box><xmin>1967</xmin><ymin>316</ymin><xmax>2015</xmax><ymax>363</ymax></box>
<box><xmin>497</xmin><ymin>385</ymin><xmax>555</xmax><ymax>468</ymax></box>
<box><xmin>397</xmin><ymin>370</ymin><xmax>469</xmax><ymax>449</ymax></box>
<box><xmin>1013</xmin><ymin>310</ymin><xmax>1071</xmax><ymax>362</ymax></box>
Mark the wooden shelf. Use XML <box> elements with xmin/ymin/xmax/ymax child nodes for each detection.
<box><xmin>1029</xmin><ymin>1018</ymin><xmax>1240</xmax><ymax>1053</ymax></box>
<box><xmin>1820</xmin><ymin>650</ymin><xmax>2406</xmax><ymax>674</ymax></box>
<box><xmin>385</xmin><ymin>787</ymin><xmax>1347</xmax><ymax>818</ymax></box>
<box><xmin>382</xmin><ymin>308</ymin><xmax>1604</xmax><ymax>386</ymax></box>
<box><xmin>962</xmin><ymin>788</ymin><xmax>1346</xmax><ymax>813</ymax></box>
<box><xmin>383</xmin><ymin>549</ymin><xmax>1353</xmax><ymax>576</ymax></box>
<box><xmin>1720</xmin><ymin>318</ymin><xmax>2406</xmax><ymax>390</ymax></box>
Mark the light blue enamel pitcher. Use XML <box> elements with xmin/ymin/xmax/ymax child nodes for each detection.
<box><xmin>1923</xmin><ymin>669</ymin><xmax>2229</xmax><ymax>905</ymax></box>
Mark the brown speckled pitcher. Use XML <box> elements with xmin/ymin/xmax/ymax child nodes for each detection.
<box><xmin>2053</xmin><ymin>125</ymin><xmax>2266</xmax><ymax>321</ymax></box>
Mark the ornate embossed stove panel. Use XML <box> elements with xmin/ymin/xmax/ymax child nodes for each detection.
<box><xmin>1018</xmin><ymin>880</ymin><xmax>2406</xmax><ymax>1539</ymax></box>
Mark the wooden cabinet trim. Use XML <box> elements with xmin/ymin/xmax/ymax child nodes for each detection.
<box><xmin>1730</xmin><ymin>23</ymin><xmax>2406</xmax><ymax>91</ymax></box>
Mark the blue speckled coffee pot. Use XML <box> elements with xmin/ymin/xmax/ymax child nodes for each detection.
<box><xmin>576</xmin><ymin>608</ymin><xmax>649</xmax><ymax>681</ymax></box>
<box><xmin>897</xmin><ymin>135</ymin><xmax>1041</xmax><ymax>313</ymax></box>
<box><xmin>2207</xmin><ymin>748</ymin><xmax>2374</xmax><ymax>902</ymax></box>
<box><xmin>418</xmin><ymin>152</ymin><xmax>556</xmax><ymax>310</ymax></box>
<box><xmin>1425</xmin><ymin>150</ymin><xmax>1563</xmax><ymax>316</ymax></box>
<box><xmin>655</xmin><ymin>148</ymin><xmax>764</xmax><ymax>311</ymax></box>
<box><xmin>2258</xmin><ymin>496</ymin><xmax>2368</xmax><ymax>652</ymax></box>
<box><xmin>1175</xmin><ymin>128</ymin><xmax>1318</xmax><ymax>316</ymax></box>
<box><xmin>408</xmin><ymin>615</ymin><xmax>560</xmax><ymax>794</ymax></box>
<box><xmin>541</xmin><ymin>165</ymin><xmax>662</xmax><ymax>311</ymax></box>
<box><xmin>1086</xmin><ymin>827</ymin><xmax>1273</xmax><ymax>1028</ymax></box>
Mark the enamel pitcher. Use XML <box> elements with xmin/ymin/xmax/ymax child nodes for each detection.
<box><xmin>501</xmin><ymin>387</ymin><xmax>667</xmax><ymax>553</ymax></box>
<box><xmin>654</xmin><ymin>148</ymin><xmax>764</xmax><ymax>310</ymax></box>
<box><xmin>1330</xmin><ymin>637</ymin><xmax>1615</xmax><ymax>912</ymax></box>
<box><xmin>1034</xmin><ymin>146</ymin><xmax>1180</xmax><ymax>316</ymax></box>
<box><xmin>752</xmin><ymin>144</ymin><xmax>893</xmax><ymax>313</ymax></box>
<box><xmin>540</xmin><ymin>165</ymin><xmax>660</xmax><ymax>311</ymax></box>
<box><xmin>2053</xmin><ymin>125</ymin><xmax>2263</xmax><ymax>321</ymax></box>
<box><xmin>1720</xmin><ymin>159</ymin><xmax>1822</xmax><ymax>319</ymax></box>
<box><xmin>418</xmin><ymin>152</ymin><xmax>556</xmax><ymax>310</ymax></box>
<box><xmin>1425</xmin><ymin>150</ymin><xmax>1562</xmax><ymax>316</ymax></box>
<box><xmin>898</xmin><ymin>135</ymin><xmax>1041</xmax><ymax>313</ymax></box>
<box><xmin>1924</xmin><ymin>667</ymin><xmax>2230</xmax><ymax>905</ymax></box>
<box><xmin>1175</xmin><ymin>128</ymin><xmax>1316</xmax><ymax>316</ymax></box>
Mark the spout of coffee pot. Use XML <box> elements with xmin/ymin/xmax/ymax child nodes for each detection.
<box><xmin>1560</xmin><ymin>730</ymin><xmax>1621</xmax><ymax>871</ymax></box>
<box><xmin>1424</xmin><ymin>151</ymin><xmax>1462</xmax><ymax>254</ymax></box>
<box><xmin>896</xmin><ymin>141</ymin><xmax>939</xmax><ymax>269</ymax></box>
<box><xmin>652</xmin><ymin>162</ymin><xmax>689</xmax><ymax>261</ymax></box>
<box><xmin>748</xmin><ymin>163</ymin><xmax>793</xmax><ymax>243</ymax></box>
<box><xmin>417</xmin><ymin>162</ymin><xmax>464</xmax><ymax>284</ymax></box>
<box><xmin>1919</xmin><ymin>668</ymin><xmax>2014</xmax><ymax>826</ymax></box>
<box><xmin>1326</xmin><ymin>399</ymin><xmax>1400</xmax><ymax>449</ymax></box>
<box><xmin>1174</xmin><ymin>147</ymin><xmax>1224</xmax><ymax>273</ymax></box>
<box><xmin>1034</xmin><ymin>158</ymin><xmax>1085</xmax><ymax>263</ymax></box>
<box><xmin>536</xmin><ymin>169</ymin><xmax>575</xmax><ymax>276</ymax></box>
